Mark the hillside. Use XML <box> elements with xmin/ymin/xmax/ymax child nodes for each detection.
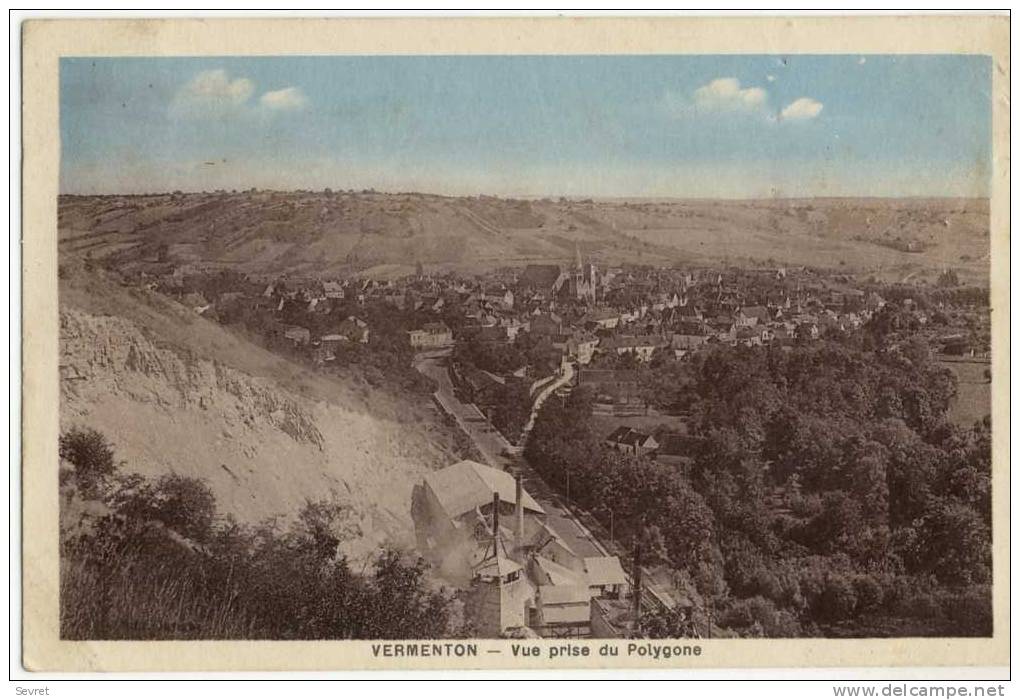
<box><xmin>58</xmin><ymin>191</ymin><xmax>675</xmax><ymax>279</ymax></box>
<box><xmin>59</xmin><ymin>191</ymin><xmax>990</xmax><ymax>283</ymax></box>
<box><xmin>59</xmin><ymin>263</ymin><xmax>468</xmax><ymax>561</ymax></box>
<box><xmin>594</xmin><ymin>197</ymin><xmax>990</xmax><ymax>282</ymax></box>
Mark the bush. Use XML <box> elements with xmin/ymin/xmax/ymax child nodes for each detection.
<box><xmin>147</xmin><ymin>474</ymin><xmax>218</xmax><ymax>544</ymax></box>
<box><xmin>941</xmin><ymin>585</ymin><xmax>992</xmax><ymax>637</ymax></box>
<box><xmin>719</xmin><ymin>596</ymin><xmax>802</xmax><ymax>637</ymax></box>
<box><xmin>721</xmin><ymin>596</ymin><xmax>774</xmax><ymax>630</ymax></box>
<box><xmin>894</xmin><ymin>589</ymin><xmax>942</xmax><ymax>621</ymax></box>
<box><xmin>852</xmin><ymin>574</ymin><xmax>885</xmax><ymax>613</ymax></box>
<box><xmin>59</xmin><ymin>427</ymin><xmax>117</xmax><ymax>496</ymax></box>
<box><xmin>907</xmin><ymin>499</ymin><xmax>991</xmax><ymax>586</ymax></box>
<box><xmin>816</xmin><ymin>574</ymin><xmax>858</xmax><ymax>622</ymax></box>
<box><xmin>59</xmin><ymin>428</ymin><xmax>457</xmax><ymax>639</ymax></box>
<box><xmin>642</xmin><ymin>606</ymin><xmax>697</xmax><ymax>638</ymax></box>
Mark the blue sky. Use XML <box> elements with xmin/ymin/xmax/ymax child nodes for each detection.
<box><xmin>60</xmin><ymin>55</ymin><xmax>991</xmax><ymax>198</ymax></box>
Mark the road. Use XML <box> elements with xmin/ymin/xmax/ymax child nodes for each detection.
<box><xmin>415</xmin><ymin>350</ymin><xmax>511</xmax><ymax>468</ymax></box>
<box><xmin>414</xmin><ymin>351</ymin><xmax>677</xmax><ymax>612</ymax></box>
<box><xmin>414</xmin><ymin>351</ymin><xmax>605</xmax><ymax>559</ymax></box>
<box><xmin>519</xmin><ymin>360</ymin><xmax>575</xmax><ymax>440</ymax></box>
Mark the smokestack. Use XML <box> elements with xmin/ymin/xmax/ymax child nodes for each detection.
<box><xmin>515</xmin><ymin>473</ymin><xmax>524</xmax><ymax>556</ymax></box>
<box><xmin>632</xmin><ymin>539</ymin><xmax>643</xmax><ymax>635</ymax></box>
<box><xmin>491</xmin><ymin>491</ymin><xmax>500</xmax><ymax>553</ymax></box>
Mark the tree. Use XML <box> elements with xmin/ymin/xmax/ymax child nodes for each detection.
<box><xmin>852</xmin><ymin>574</ymin><xmax>885</xmax><ymax>614</ymax></box>
<box><xmin>907</xmin><ymin>498</ymin><xmax>991</xmax><ymax>586</ymax></box>
<box><xmin>720</xmin><ymin>596</ymin><xmax>801</xmax><ymax>637</ymax></box>
<box><xmin>901</xmin><ymin>336</ymin><xmax>932</xmax><ymax>370</ymax></box>
<box><xmin>59</xmin><ymin>427</ymin><xmax>117</xmax><ymax>496</ymax></box>
<box><xmin>488</xmin><ymin>379</ymin><xmax>532</xmax><ymax>444</ymax></box>
<box><xmin>142</xmin><ymin>474</ymin><xmax>218</xmax><ymax>544</ymax></box>
<box><xmin>522</xmin><ymin>320</ymin><xmax>990</xmax><ymax>637</ymax></box>
<box><xmin>295</xmin><ymin>497</ymin><xmax>361</xmax><ymax>562</ymax></box>
<box><xmin>816</xmin><ymin>574</ymin><xmax>858</xmax><ymax>622</ymax></box>
<box><xmin>359</xmin><ymin>550</ymin><xmax>454</xmax><ymax>639</ymax></box>
<box><xmin>642</xmin><ymin>606</ymin><xmax>696</xmax><ymax>638</ymax></box>
<box><xmin>844</xmin><ymin>437</ymin><xmax>890</xmax><ymax>522</ymax></box>
<box><xmin>637</xmin><ymin>362</ymin><xmax>694</xmax><ymax>411</ymax></box>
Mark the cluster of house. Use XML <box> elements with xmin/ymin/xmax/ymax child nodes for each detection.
<box><xmin>135</xmin><ymin>248</ymin><xmax>987</xmax><ymax>377</ymax></box>
<box><xmin>604</xmin><ymin>426</ymin><xmax>661</xmax><ymax>456</ymax></box>
<box><xmin>600</xmin><ymin>425</ymin><xmax>705</xmax><ymax>475</ymax></box>
<box><xmin>258</xmin><ymin>282</ymin><xmax>375</xmax><ymax>361</ymax></box>
<box><xmin>395</xmin><ymin>261</ymin><xmax>896</xmax><ymax>415</ymax></box>
<box><xmin>411</xmin><ymin>460</ymin><xmax>637</xmax><ymax>638</ymax></box>
<box><xmin>423</xmin><ymin>259</ymin><xmax>889</xmax><ymax>359</ymax></box>
<box><xmin>156</xmin><ymin>260</ymin><xmax>905</xmax><ymax>423</ymax></box>
<box><xmin>147</xmin><ymin>255</ymin><xmax>981</xmax><ymax>388</ymax></box>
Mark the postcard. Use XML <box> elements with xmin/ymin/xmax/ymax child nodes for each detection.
<box><xmin>19</xmin><ymin>15</ymin><xmax>1009</xmax><ymax>671</ymax></box>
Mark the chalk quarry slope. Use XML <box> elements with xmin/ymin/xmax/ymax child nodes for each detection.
<box><xmin>59</xmin><ymin>267</ymin><xmax>460</xmax><ymax>558</ymax></box>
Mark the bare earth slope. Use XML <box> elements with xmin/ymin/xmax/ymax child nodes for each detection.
<box><xmin>59</xmin><ymin>265</ymin><xmax>461</xmax><ymax>560</ymax></box>
<box><xmin>59</xmin><ymin>192</ymin><xmax>989</xmax><ymax>282</ymax></box>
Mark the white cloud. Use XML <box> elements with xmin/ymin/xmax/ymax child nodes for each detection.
<box><xmin>780</xmin><ymin>97</ymin><xmax>824</xmax><ymax>121</ymax></box>
<box><xmin>692</xmin><ymin>77</ymin><xmax>768</xmax><ymax>112</ymax></box>
<box><xmin>173</xmin><ymin>69</ymin><xmax>255</xmax><ymax>117</ymax></box>
<box><xmin>260</xmin><ymin>87</ymin><xmax>308</xmax><ymax>111</ymax></box>
<box><xmin>766</xmin><ymin>74</ymin><xmax>777</xmax><ymax>82</ymax></box>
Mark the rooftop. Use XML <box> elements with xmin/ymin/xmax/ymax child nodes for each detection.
<box><xmin>474</xmin><ymin>552</ymin><xmax>524</xmax><ymax>580</ymax></box>
<box><xmin>539</xmin><ymin>584</ymin><xmax>591</xmax><ymax>606</ymax></box>
<box><xmin>584</xmin><ymin>556</ymin><xmax>629</xmax><ymax>587</ymax></box>
<box><xmin>532</xmin><ymin>555</ymin><xmax>586</xmax><ymax>587</ymax></box>
<box><xmin>423</xmin><ymin>460</ymin><xmax>544</xmax><ymax>521</ymax></box>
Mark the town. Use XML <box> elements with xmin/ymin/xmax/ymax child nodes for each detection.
<box><xmin>121</xmin><ymin>245</ymin><xmax>990</xmax><ymax>415</ymax></box>
<box><xmin>90</xmin><ymin>243</ymin><xmax>991</xmax><ymax>639</ymax></box>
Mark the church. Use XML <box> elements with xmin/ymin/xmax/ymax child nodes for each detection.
<box><xmin>560</xmin><ymin>243</ymin><xmax>598</xmax><ymax>304</ymax></box>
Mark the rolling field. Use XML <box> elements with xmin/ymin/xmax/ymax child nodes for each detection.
<box><xmin>940</xmin><ymin>358</ymin><xmax>993</xmax><ymax>427</ymax></box>
<box><xmin>591</xmin><ymin>197</ymin><xmax>990</xmax><ymax>284</ymax></box>
<box><xmin>59</xmin><ymin>191</ymin><xmax>989</xmax><ymax>284</ymax></box>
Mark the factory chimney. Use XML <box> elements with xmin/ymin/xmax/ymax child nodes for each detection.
<box><xmin>514</xmin><ymin>473</ymin><xmax>525</xmax><ymax>556</ymax></box>
<box><xmin>491</xmin><ymin>491</ymin><xmax>500</xmax><ymax>549</ymax></box>
<box><xmin>631</xmin><ymin>539</ymin><xmax>643</xmax><ymax>636</ymax></box>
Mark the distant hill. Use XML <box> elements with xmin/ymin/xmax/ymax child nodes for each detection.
<box><xmin>58</xmin><ymin>191</ymin><xmax>990</xmax><ymax>283</ymax></box>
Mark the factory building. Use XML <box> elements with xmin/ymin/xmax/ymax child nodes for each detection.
<box><xmin>411</xmin><ymin>460</ymin><xmax>631</xmax><ymax>638</ymax></box>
